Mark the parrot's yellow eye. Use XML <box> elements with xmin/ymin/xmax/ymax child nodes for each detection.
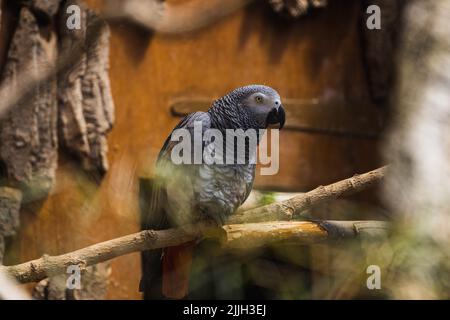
<box><xmin>255</xmin><ymin>96</ymin><xmax>264</xmax><ymax>103</ymax></box>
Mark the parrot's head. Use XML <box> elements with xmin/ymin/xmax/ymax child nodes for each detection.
<box><xmin>239</xmin><ymin>85</ymin><xmax>285</xmax><ymax>130</ymax></box>
<box><xmin>211</xmin><ymin>85</ymin><xmax>286</xmax><ymax>130</ymax></box>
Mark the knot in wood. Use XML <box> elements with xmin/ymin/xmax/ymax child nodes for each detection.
<box><xmin>348</xmin><ymin>178</ymin><xmax>357</xmax><ymax>189</ymax></box>
<box><xmin>66</xmin><ymin>258</ymin><xmax>87</xmax><ymax>272</ymax></box>
<box><xmin>77</xmin><ymin>260</ymin><xmax>87</xmax><ymax>271</ymax></box>
<box><xmin>143</xmin><ymin>230</ymin><xmax>158</xmax><ymax>243</ymax></box>
<box><xmin>280</xmin><ymin>203</ymin><xmax>294</xmax><ymax>220</ymax></box>
<box><xmin>30</xmin><ymin>262</ymin><xmax>37</xmax><ymax>272</ymax></box>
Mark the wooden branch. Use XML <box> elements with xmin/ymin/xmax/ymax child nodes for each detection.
<box><xmin>0</xmin><ymin>220</ymin><xmax>388</xmax><ymax>284</ymax></box>
<box><xmin>1</xmin><ymin>225</ymin><xmax>204</xmax><ymax>284</ymax></box>
<box><xmin>228</xmin><ymin>166</ymin><xmax>388</xmax><ymax>224</ymax></box>
<box><xmin>0</xmin><ymin>167</ymin><xmax>388</xmax><ymax>283</ymax></box>
<box><xmin>224</xmin><ymin>220</ymin><xmax>388</xmax><ymax>249</ymax></box>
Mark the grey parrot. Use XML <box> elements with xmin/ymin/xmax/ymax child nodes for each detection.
<box><xmin>140</xmin><ymin>85</ymin><xmax>285</xmax><ymax>299</ymax></box>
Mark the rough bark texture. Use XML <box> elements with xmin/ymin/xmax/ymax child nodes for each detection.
<box><xmin>32</xmin><ymin>262</ymin><xmax>110</xmax><ymax>300</ymax></box>
<box><xmin>2</xmin><ymin>225</ymin><xmax>203</xmax><ymax>284</ymax></box>
<box><xmin>0</xmin><ymin>0</ymin><xmax>114</xmax><ymax>270</ymax></box>
<box><xmin>229</xmin><ymin>166</ymin><xmax>387</xmax><ymax>224</ymax></box>
<box><xmin>0</xmin><ymin>187</ymin><xmax>22</xmax><ymax>264</ymax></box>
<box><xmin>58</xmin><ymin>0</ymin><xmax>114</xmax><ymax>175</ymax></box>
<box><xmin>1</xmin><ymin>220</ymin><xmax>388</xmax><ymax>284</ymax></box>
<box><xmin>0</xmin><ymin>162</ymin><xmax>387</xmax><ymax>284</ymax></box>
<box><xmin>0</xmin><ymin>7</ymin><xmax>58</xmax><ymax>198</ymax></box>
<box><xmin>384</xmin><ymin>0</ymin><xmax>450</xmax><ymax>299</ymax></box>
<box><xmin>224</xmin><ymin>220</ymin><xmax>387</xmax><ymax>249</ymax></box>
<box><xmin>362</xmin><ymin>0</ymin><xmax>405</xmax><ymax>103</ymax></box>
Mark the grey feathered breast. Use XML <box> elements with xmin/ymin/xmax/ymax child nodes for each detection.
<box><xmin>155</xmin><ymin>111</ymin><xmax>255</xmax><ymax>226</ymax></box>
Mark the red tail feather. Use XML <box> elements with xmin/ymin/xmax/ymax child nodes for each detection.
<box><xmin>162</xmin><ymin>241</ymin><xmax>196</xmax><ymax>299</ymax></box>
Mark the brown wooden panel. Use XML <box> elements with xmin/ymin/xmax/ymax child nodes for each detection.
<box><xmin>171</xmin><ymin>98</ymin><xmax>384</xmax><ymax>137</ymax></box>
<box><xmin>101</xmin><ymin>0</ymin><xmax>381</xmax><ymax>188</ymax></box>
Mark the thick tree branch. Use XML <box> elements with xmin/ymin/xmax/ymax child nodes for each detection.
<box><xmin>223</xmin><ymin>220</ymin><xmax>388</xmax><ymax>249</ymax></box>
<box><xmin>0</xmin><ymin>220</ymin><xmax>388</xmax><ymax>284</ymax></box>
<box><xmin>0</xmin><ymin>167</ymin><xmax>388</xmax><ymax>283</ymax></box>
<box><xmin>1</xmin><ymin>225</ymin><xmax>205</xmax><ymax>284</ymax></box>
<box><xmin>228</xmin><ymin>166</ymin><xmax>388</xmax><ymax>224</ymax></box>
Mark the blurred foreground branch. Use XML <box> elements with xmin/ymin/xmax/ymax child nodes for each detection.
<box><xmin>0</xmin><ymin>220</ymin><xmax>388</xmax><ymax>284</ymax></box>
<box><xmin>103</xmin><ymin>0</ymin><xmax>254</xmax><ymax>34</ymax></box>
<box><xmin>383</xmin><ymin>0</ymin><xmax>450</xmax><ymax>299</ymax></box>
<box><xmin>0</xmin><ymin>270</ymin><xmax>30</xmax><ymax>300</ymax></box>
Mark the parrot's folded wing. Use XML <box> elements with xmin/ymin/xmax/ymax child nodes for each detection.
<box><xmin>140</xmin><ymin>111</ymin><xmax>211</xmax><ymax>299</ymax></box>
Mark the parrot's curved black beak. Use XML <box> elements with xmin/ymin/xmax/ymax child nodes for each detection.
<box><xmin>266</xmin><ymin>105</ymin><xmax>286</xmax><ymax>129</ymax></box>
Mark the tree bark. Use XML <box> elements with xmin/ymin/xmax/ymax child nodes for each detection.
<box><xmin>0</xmin><ymin>220</ymin><xmax>388</xmax><ymax>284</ymax></box>
<box><xmin>229</xmin><ymin>166</ymin><xmax>387</xmax><ymax>224</ymax></box>
<box><xmin>0</xmin><ymin>166</ymin><xmax>388</xmax><ymax>282</ymax></box>
<box><xmin>58</xmin><ymin>1</ymin><xmax>114</xmax><ymax>175</ymax></box>
<box><xmin>0</xmin><ymin>187</ymin><xmax>22</xmax><ymax>264</ymax></box>
<box><xmin>0</xmin><ymin>6</ymin><xmax>58</xmax><ymax>198</ymax></box>
<box><xmin>32</xmin><ymin>262</ymin><xmax>111</xmax><ymax>300</ymax></box>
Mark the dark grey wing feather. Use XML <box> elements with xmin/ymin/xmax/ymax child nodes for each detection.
<box><xmin>140</xmin><ymin>112</ymin><xmax>211</xmax><ymax>299</ymax></box>
<box><xmin>243</xmin><ymin>167</ymin><xmax>256</xmax><ymax>204</ymax></box>
<box><xmin>141</xmin><ymin>112</ymin><xmax>211</xmax><ymax>229</ymax></box>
